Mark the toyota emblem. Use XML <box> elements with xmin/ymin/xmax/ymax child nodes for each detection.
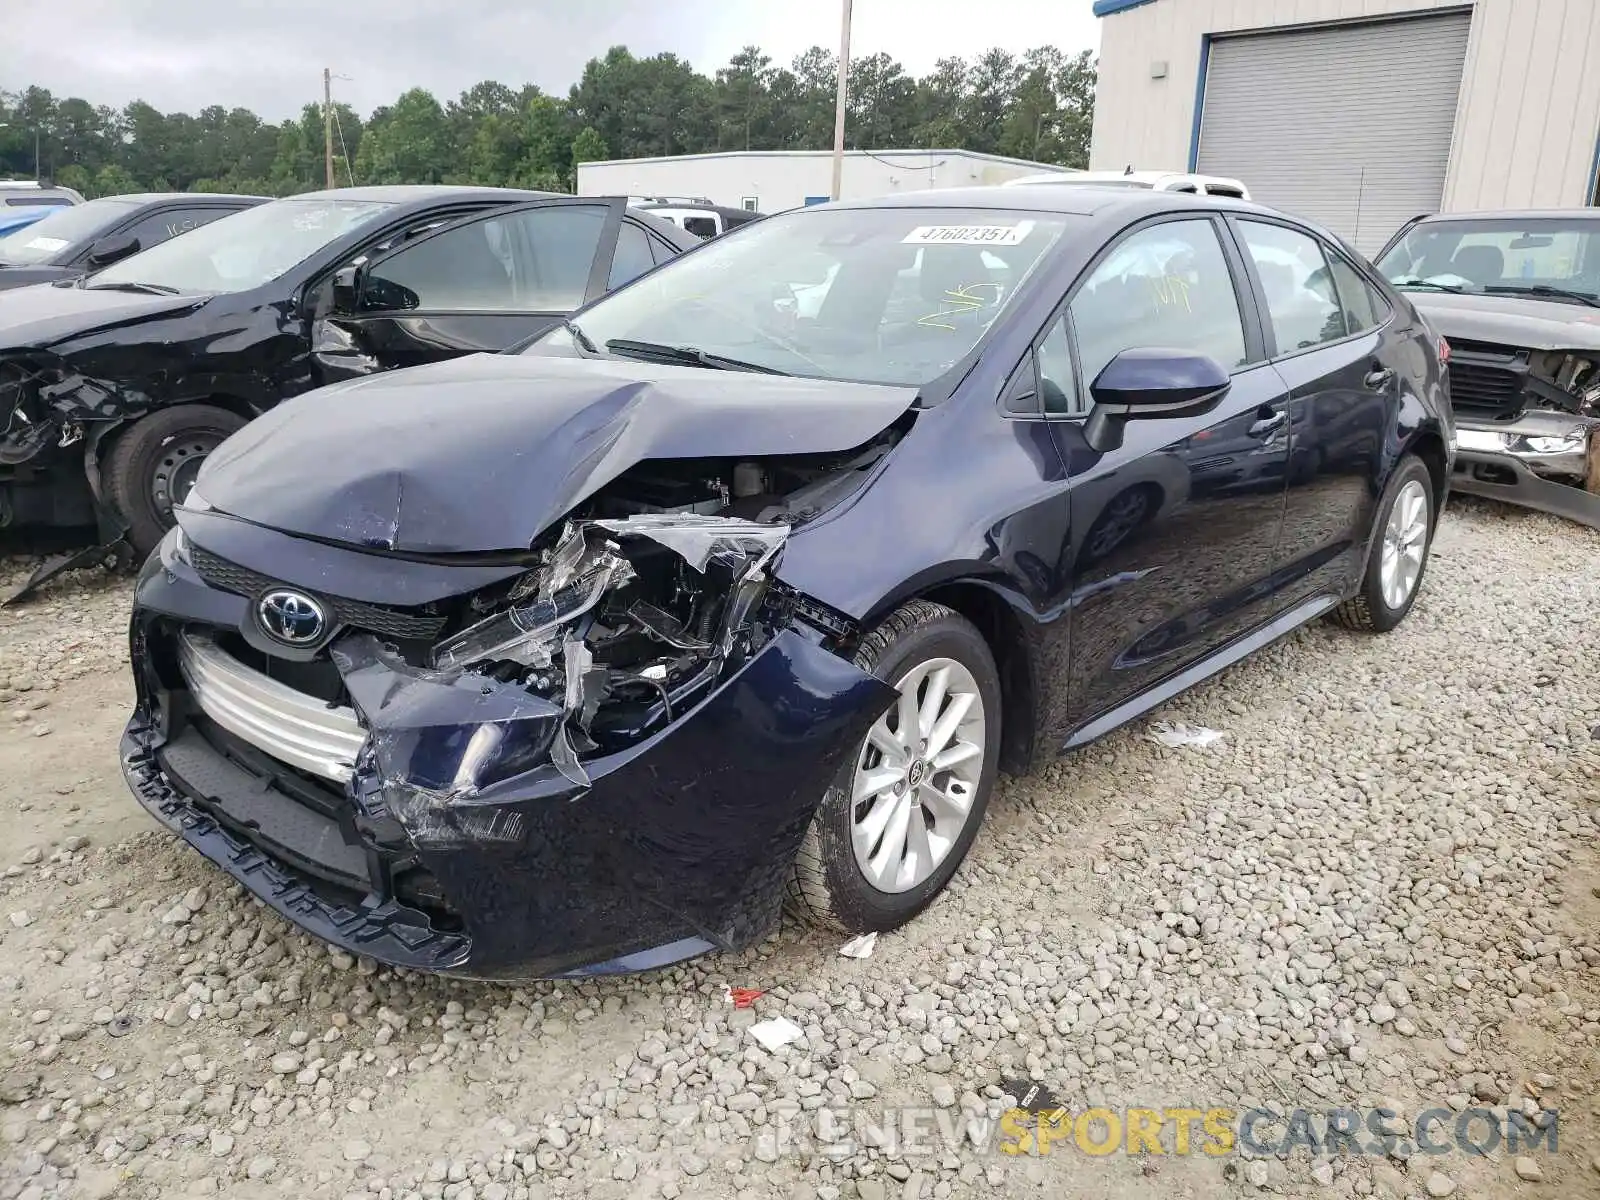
<box><xmin>257</xmin><ymin>589</ymin><xmax>328</xmax><ymax>646</ymax></box>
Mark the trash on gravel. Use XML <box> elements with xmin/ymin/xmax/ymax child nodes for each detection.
<box><xmin>1148</xmin><ymin>721</ymin><xmax>1227</xmax><ymax>748</ymax></box>
<box><xmin>839</xmin><ymin>931</ymin><xmax>878</xmax><ymax>959</ymax></box>
<box><xmin>747</xmin><ymin>1016</ymin><xmax>805</xmax><ymax>1051</ymax></box>
<box><xmin>723</xmin><ymin>986</ymin><xmax>764</xmax><ymax>1008</ymax></box>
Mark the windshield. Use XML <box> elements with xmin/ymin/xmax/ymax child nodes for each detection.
<box><xmin>0</xmin><ymin>198</ymin><xmax>140</xmax><ymax>267</ymax></box>
<box><xmin>1376</xmin><ymin>218</ymin><xmax>1600</xmax><ymax>301</ymax></box>
<box><xmin>89</xmin><ymin>197</ymin><xmax>395</xmax><ymax>295</ymax></box>
<box><xmin>547</xmin><ymin>205</ymin><xmax>1074</xmax><ymax>386</ymax></box>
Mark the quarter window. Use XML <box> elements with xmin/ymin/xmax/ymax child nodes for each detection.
<box><xmin>1069</xmin><ymin>219</ymin><xmax>1249</xmax><ymax>388</ymax></box>
<box><xmin>1237</xmin><ymin>220</ymin><xmax>1347</xmax><ymax>353</ymax></box>
<box><xmin>1036</xmin><ymin>317</ymin><xmax>1084</xmax><ymax>416</ymax></box>
<box><xmin>608</xmin><ymin>222</ymin><xmax>655</xmax><ymax>289</ymax></box>
<box><xmin>1325</xmin><ymin>250</ymin><xmax>1390</xmax><ymax>333</ymax></box>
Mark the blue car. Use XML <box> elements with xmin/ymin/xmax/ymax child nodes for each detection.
<box><xmin>123</xmin><ymin>186</ymin><xmax>1453</xmax><ymax>979</ymax></box>
<box><xmin>0</xmin><ymin>205</ymin><xmax>53</xmax><ymax>239</ymax></box>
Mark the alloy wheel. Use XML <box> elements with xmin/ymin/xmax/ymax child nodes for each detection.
<box><xmin>850</xmin><ymin>657</ymin><xmax>987</xmax><ymax>894</ymax></box>
<box><xmin>1379</xmin><ymin>478</ymin><xmax>1429</xmax><ymax>610</ymax></box>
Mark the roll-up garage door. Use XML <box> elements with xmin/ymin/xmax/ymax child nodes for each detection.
<box><xmin>1196</xmin><ymin>10</ymin><xmax>1470</xmax><ymax>254</ymax></box>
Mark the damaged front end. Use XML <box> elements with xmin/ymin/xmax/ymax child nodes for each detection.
<box><xmin>1448</xmin><ymin>341</ymin><xmax>1600</xmax><ymax>526</ymax></box>
<box><xmin>122</xmin><ymin>467</ymin><xmax>897</xmax><ymax>978</ymax></box>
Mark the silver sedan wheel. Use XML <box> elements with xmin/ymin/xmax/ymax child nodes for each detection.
<box><xmin>1380</xmin><ymin>478</ymin><xmax>1429</xmax><ymax>610</ymax></box>
<box><xmin>850</xmin><ymin>657</ymin><xmax>987</xmax><ymax>894</ymax></box>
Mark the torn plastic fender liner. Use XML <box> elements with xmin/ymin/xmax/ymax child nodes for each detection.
<box><xmin>335</xmin><ymin>628</ymin><xmax>896</xmax><ymax>977</ymax></box>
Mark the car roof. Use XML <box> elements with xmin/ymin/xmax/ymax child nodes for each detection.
<box><xmin>639</xmin><ymin>202</ymin><xmax>758</xmax><ymax>220</ymax></box>
<box><xmin>285</xmin><ymin>185</ymin><xmax>555</xmax><ymax>206</ymax></box>
<box><xmin>824</xmin><ymin>184</ymin><xmax>1270</xmax><ymax>219</ymax></box>
<box><xmin>86</xmin><ymin>192</ymin><xmax>269</xmax><ymax>205</ymax></box>
<box><xmin>1413</xmin><ymin>209</ymin><xmax>1600</xmax><ymax>223</ymax></box>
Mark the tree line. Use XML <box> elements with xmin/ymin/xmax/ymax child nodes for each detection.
<box><xmin>0</xmin><ymin>43</ymin><xmax>1094</xmax><ymax>199</ymax></box>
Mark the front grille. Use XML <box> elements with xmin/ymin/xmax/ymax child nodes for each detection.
<box><xmin>177</xmin><ymin>629</ymin><xmax>365</xmax><ymax>782</ymax></box>
<box><xmin>189</xmin><ymin>545</ymin><xmax>447</xmax><ymax>641</ymax></box>
<box><xmin>1448</xmin><ymin>361</ymin><xmax>1525</xmax><ymax>420</ymax></box>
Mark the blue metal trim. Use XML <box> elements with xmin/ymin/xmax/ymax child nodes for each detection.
<box><xmin>1092</xmin><ymin>0</ymin><xmax>1157</xmax><ymax>15</ymax></box>
<box><xmin>1187</xmin><ymin>34</ymin><xmax>1212</xmax><ymax>173</ymax></box>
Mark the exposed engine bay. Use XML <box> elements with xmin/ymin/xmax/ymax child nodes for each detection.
<box><xmin>1520</xmin><ymin>348</ymin><xmax>1600</xmax><ymax>422</ymax></box>
<box><xmin>344</xmin><ymin>435</ymin><xmax>899</xmax><ymax>791</ymax></box>
<box><xmin>1447</xmin><ymin>340</ymin><xmax>1600</xmax><ymax>510</ymax></box>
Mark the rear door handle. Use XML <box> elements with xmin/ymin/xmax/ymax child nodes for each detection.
<box><xmin>1364</xmin><ymin>367</ymin><xmax>1395</xmax><ymax>390</ymax></box>
<box><xmin>1248</xmin><ymin>409</ymin><xmax>1288</xmax><ymax>438</ymax></box>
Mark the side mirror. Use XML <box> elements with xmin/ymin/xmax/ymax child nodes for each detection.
<box><xmin>85</xmin><ymin>233</ymin><xmax>140</xmax><ymax>268</ymax></box>
<box><xmin>331</xmin><ymin>264</ymin><xmax>362</xmax><ymax>313</ymax></box>
<box><xmin>1084</xmin><ymin>348</ymin><xmax>1230</xmax><ymax>453</ymax></box>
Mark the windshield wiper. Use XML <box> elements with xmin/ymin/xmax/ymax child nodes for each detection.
<box><xmin>604</xmin><ymin>338</ymin><xmax>790</xmax><ymax>375</ymax></box>
<box><xmin>1390</xmin><ymin>276</ymin><xmax>1469</xmax><ymax>294</ymax></box>
<box><xmin>83</xmin><ymin>280</ymin><xmax>182</xmax><ymax>296</ymax></box>
<box><xmin>1483</xmin><ymin>283</ymin><xmax>1600</xmax><ymax>309</ymax></box>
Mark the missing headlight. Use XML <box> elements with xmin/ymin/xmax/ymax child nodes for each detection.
<box><xmin>428</xmin><ymin>515</ymin><xmax>791</xmax><ymax>786</ymax></box>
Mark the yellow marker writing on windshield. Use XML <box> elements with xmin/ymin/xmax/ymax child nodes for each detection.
<box><xmin>1150</xmin><ymin>274</ymin><xmax>1192</xmax><ymax>312</ymax></box>
<box><xmin>918</xmin><ymin>282</ymin><xmax>1006</xmax><ymax>330</ymax></box>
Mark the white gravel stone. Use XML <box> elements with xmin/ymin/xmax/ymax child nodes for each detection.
<box><xmin>2</xmin><ymin>504</ymin><xmax>1598</xmax><ymax>1200</ymax></box>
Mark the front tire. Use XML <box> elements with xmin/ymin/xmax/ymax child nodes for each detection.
<box><xmin>1332</xmin><ymin>453</ymin><xmax>1435</xmax><ymax>633</ymax></box>
<box><xmin>103</xmin><ymin>405</ymin><xmax>247</xmax><ymax>557</ymax></box>
<box><xmin>786</xmin><ymin>600</ymin><xmax>1002</xmax><ymax>935</ymax></box>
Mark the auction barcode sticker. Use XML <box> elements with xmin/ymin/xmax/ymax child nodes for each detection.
<box><xmin>903</xmin><ymin>222</ymin><xmax>1034</xmax><ymax>246</ymax></box>
<box><xmin>23</xmin><ymin>237</ymin><xmax>68</xmax><ymax>252</ymax></box>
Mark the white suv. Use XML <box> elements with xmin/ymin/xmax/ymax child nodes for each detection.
<box><xmin>0</xmin><ymin>180</ymin><xmax>85</xmax><ymax>207</ymax></box>
<box><xmin>1003</xmin><ymin>170</ymin><xmax>1250</xmax><ymax>200</ymax></box>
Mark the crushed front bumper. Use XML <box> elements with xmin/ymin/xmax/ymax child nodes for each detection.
<box><xmin>1450</xmin><ymin>408</ymin><xmax>1600</xmax><ymax>528</ymax></box>
<box><xmin>122</xmin><ymin>542</ymin><xmax>893</xmax><ymax>980</ymax></box>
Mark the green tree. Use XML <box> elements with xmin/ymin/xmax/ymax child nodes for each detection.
<box><xmin>355</xmin><ymin>88</ymin><xmax>448</xmax><ymax>184</ymax></box>
<box><xmin>1</xmin><ymin>45</ymin><xmax>1095</xmax><ymax>192</ymax></box>
<box><xmin>90</xmin><ymin>163</ymin><xmax>139</xmax><ymax>198</ymax></box>
<box><xmin>570</xmin><ymin>126</ymin><xmax>607</xmax><ymax>166</ymax></box>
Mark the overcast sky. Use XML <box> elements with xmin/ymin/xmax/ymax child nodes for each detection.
<box><xmin>1</xmin><ymin>0</ymin><xmax>1100</xmax><ymax>120</ymax></box>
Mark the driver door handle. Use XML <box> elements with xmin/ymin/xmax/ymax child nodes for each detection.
<box><xmin>1248</xmin><ymin>408</ymin><xmax>1288</xmax><ymax>438</ymax></box>
<box><xmin>1364</xmin><ymin>367</ymin><xmax>1395</xmax><ymax>390</ymax></box>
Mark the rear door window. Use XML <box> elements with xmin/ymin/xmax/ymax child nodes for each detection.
<box><xmin>1237</xmin><ymin>220</ymin><xmax>1348</xmax><ymax>353</ymax></box>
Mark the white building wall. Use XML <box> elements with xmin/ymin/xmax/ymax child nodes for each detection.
<box><xmin>1091</xmin><ymin>0</ymin><xmax>1600</xmax><ymax>212</ymax></box>
<box><xmin>576</xmin><ymin>150</ymin><xmax>1069</xmax><ymax>213</ymax></box>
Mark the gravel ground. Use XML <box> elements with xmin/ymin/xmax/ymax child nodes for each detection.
<box><xmin>1</xmin><ymin>498</ymin><xmax>1598</xmax><ymax>1200</ymax></box>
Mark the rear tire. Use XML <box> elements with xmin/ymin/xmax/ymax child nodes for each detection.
<box><xmin>103</xmin><ymin>405</ymin><xmax>247</xmax><ymax>557</ymax></box>
<box><xmin>786</xmin><ymin>600</ymin><xmax>1002</xmax><ymax>935</ymax></box>
<box><xmin>1332</xmin><ymin>453</ymin><xmax>1435</xmax><ymax>633</ymax></box>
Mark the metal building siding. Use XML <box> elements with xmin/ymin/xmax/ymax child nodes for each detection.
<box><xmin>1092</xmin><ymin>0</ymin><xmax>1600</xmax><ymax>216</ymax></box>
<box><xmin>1195</xmin><ymin>11</ymin><xmax>1472</xmax><ymax>251</ymax></box>
<box><xmin>1443</xmin><ymin>0</ymin><xmax>1600</xmax><ymax>210</ymax></box>
<box><xmin>1089</xmin><ymin>0</ymin><xmax>1468</xmax><ymax>178</ymax></box>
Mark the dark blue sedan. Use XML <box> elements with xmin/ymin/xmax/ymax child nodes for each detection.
<box><xmin>122</xmin><ymin>186</ymin><xmax>1453</xmax><ymax>978</ymax></box>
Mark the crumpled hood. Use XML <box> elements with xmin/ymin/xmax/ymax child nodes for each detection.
<box><xmin>0</xmin><ymin>280</ymin><xmax>207</xmax><ymax>350</ymax></box>
<box><xmin>196</xmin><ymin>351</ymin><xmax>917</xmax><ymax>554</ymax></box>
<box><xmin>1409</xmin><ymin>290</ymin><xmax>1600</xmax><ymax>352</ymax></box>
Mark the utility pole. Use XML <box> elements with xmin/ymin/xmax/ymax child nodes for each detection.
<box><xmin>34</xmin><ymin>128</ymin><xmax>40</xmax><ymax>180</ymax></box>
<box><xmin>323</xmin><ymin>68</ymin><xmax>335</xmax><ymax>188</ymax></box>
<box><xmin>830</xmin><ymin>0</ymin><xmax>853</xmax><ymax>202</ymax></box>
